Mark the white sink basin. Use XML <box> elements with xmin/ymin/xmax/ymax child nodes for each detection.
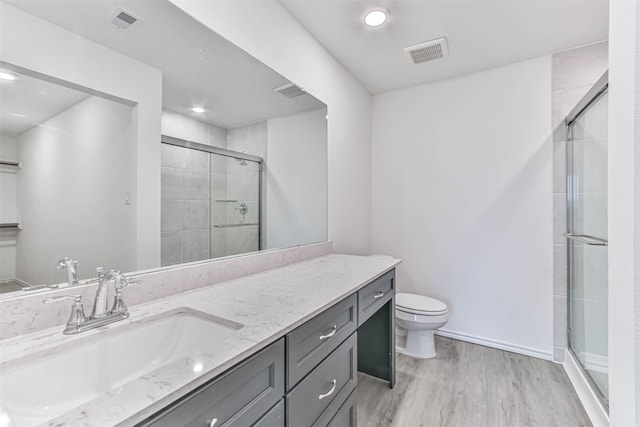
<box><xmin>0</xmin><ymin>308</ymin><xmax>243</xmax><ymax>427</ymax></box>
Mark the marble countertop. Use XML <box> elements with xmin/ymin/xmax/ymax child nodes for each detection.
<box><xmin>0</xmin><ymin>253</ymin><xmax>400</xmax><ymax>427</ymax></box>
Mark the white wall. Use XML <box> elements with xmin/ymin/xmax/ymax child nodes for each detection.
<box><xmin>266</xmin><ymin>108</ymin><xmax>328</xmax><ymax>249</ymax></box>
<box><xmin>170</xmin><ymin>0</ymin><xmax>372</xmax><ymax>256</ymax></box>
<box><xmin>0</xmin><ymin>134</ymin><xmax>18</xmax><ymax>282</ymax></box>
<box><xmin>16</xmin><ymin>96</ymin><xmax>136</xmax><ymax>285</ymax></box>
<box><xmin>608</xmin><ymin>0</ymin><xmax>640</xmax><ymax>424</ymax></box>
<box><xmin>0</xmin><ymin>3</ymin><xmax>162</xmax><ymax>270</ymax></box>
<box><xmin>372</xmin><ymin>56</ymin><xmax>554</xmax><ymax>358</ymax></box>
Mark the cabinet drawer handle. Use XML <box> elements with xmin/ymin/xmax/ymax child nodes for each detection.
<box><xmin>318</xmin><ymin>379</ymin><xmax>337</xmax><ymax>400</ymax></box>
<box><xmin>319</xmin><ymin>325</ymin><xmax>337</xmax><ymax>340</ymax></box>
<box><xmin>373</xmin><ymin>291</ymin><xmax>385</xmax><ymax>299</ymax></box>
<box><xmin>207</xmin><ymin>418</ymin><xmax>218</xmax><ymax>427</ymax></box>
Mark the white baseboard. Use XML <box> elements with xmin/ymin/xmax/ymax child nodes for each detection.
<box><xmin>434</xmin><ymin>329</ymin><xmax>553</xmax><ymax>361</ymax></box>
<box><xmin>563</xmin><ymin>349</ymin><xmax>609</xmax><ymax>427</ymax></box>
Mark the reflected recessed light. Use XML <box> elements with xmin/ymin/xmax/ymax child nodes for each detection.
<box><xmin>364</xmin><ymin>9</ymin><xmax>388</xmax><ymax>27</ymax></box>
<box><xmin>0</xmin><ymin>70</ymin><xmax>19</xmax><ymax>81</ymax></box>
<box><xmin>191</xmin><ymin>107</ymin><xmax>205</xmax><ymax>113</ymax></box>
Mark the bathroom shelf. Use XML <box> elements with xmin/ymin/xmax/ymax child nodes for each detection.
<box><xmin>214</xmin><ymin>223</ymin><xmax>258</xmax><ymax>228</ymax></box>
<box><xmin>215</xmin><ymin>200</ymin><xmax>239</xmax><ymax>203</ymax></box>
<box><xmin>0</xmin><ymin>159</ymin><xmax>22</xmax><ymax>168</ymax></box>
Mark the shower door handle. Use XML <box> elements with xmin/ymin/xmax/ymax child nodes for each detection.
<box><xmin>565</xmin><ymin>233</ymin><xmax>608</xmax><ymax>246</ymax></box>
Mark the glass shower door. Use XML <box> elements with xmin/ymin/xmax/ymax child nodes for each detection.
<box><xmin>567</xmin><ymin>84</ymin><xmax>608</xmax><ymax>406</ymax></box>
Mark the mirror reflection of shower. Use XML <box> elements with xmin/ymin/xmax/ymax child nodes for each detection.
<box><xmin>160</xmin><ymin>135</ymin><xmax>262</xmax><ymax>266</ymax></box>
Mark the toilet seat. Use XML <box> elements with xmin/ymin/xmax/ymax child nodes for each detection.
<box><xmin>396</xmin><ymin>293</ymin><xmax>448</xmax><ymax>316</ymax></box>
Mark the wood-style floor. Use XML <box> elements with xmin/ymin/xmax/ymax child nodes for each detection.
<box><xmin>357</xmin><ymin>337</ymin><xmax>592</xmax><ymax>427</ymax></box>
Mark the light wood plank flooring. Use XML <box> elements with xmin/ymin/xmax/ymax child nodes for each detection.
<box><xmin>357</xmin><ymin>336</ymin><xmax>591</xmax><ymax>427</ymax></box>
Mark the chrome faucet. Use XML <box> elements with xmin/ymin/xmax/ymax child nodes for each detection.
<box><xmin>57</xmin><ymin>257</ymin><xmax>79</xmax><ymax>288</ymax></box>
<box><xmin>43</xmin><ymin>268</ymin><xmax>131</xmax><ymax>334</ymax></box>
<box><xmin>91</xmin><ymin>268</ymin><xmax>128</xmax><ymax>319</ymax></box>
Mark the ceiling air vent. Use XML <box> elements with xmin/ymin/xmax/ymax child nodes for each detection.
<box><xmin>273</xmin><ymin>83</ymin><xmax>306</xmax><ymax>99</ymax></box>
<box><xmin>404</xmin><ymin>38</ymin><xmax>449</xmax><ymax>65</ymax></box>
<box><xmin>108</xmin><ymin>8</ymin><xmax>142</xmax><ymax>30</ymax></box>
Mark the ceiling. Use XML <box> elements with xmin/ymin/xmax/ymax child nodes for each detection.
<box><xmin>0</xmin><ymin>72</ymin><xmax>88</xmax><ymax>136</ymax></box>
<box><xmin>279</xmin><ymin>0</ymin><xmax>609</xmax><ymax>94</ymax></box>
<box><xmin>3</xmin><ymin>0</ymin><xmax>325</xmax><ymax>129</ymax></box>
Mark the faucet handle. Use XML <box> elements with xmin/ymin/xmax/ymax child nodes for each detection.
<box><xmin>43</xmin><ymin>295</ymin><xmax>87</xmax><ymax>333</ymax></box>
<box><xmin>57</xmin><ymin>257</ymin><xmax>71</xmax><ymax>269</ymax></box>
<box><xmin>43</xmin><ymin>294</ymin><xmax>82</xmax><ymax>304</ymax></box>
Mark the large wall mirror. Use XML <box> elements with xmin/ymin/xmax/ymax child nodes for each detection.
<box><xmin>0</xmin><ymin>0</ymin><xmax>328</xmax><ymax>298</ymax></box>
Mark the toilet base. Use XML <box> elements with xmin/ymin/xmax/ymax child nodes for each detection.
<box><xmin>396</xmin><ymin>329</ymin><xmax>437</xmax><ymax>359</ymax></box>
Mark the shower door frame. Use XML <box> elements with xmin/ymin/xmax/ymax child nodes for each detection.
<box><xmin>161</xmin><ymin>134</ymin><xmax>264</xmax><ymax>252</ymax></box>
<box><xmin>564</xmin><ymin>71</ymin><xmax>609</xmax><ymax>410</ymax></box>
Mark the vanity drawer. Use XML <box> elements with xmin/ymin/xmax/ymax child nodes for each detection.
<box><xmin>327</xmin><ymin>389</ymin><xmax>357</xmax><ymax>427</ymax></box>
<box><xmin>286</xmin><ymin>332</ymin><xmax>357</xmax><ymax>427</ymax></box>
<box><xmin>254</xmin><ymin>400</ymin><xmax>285</xmax><ymax>427</ymax></box>
<box><xmin>358</xmin><ymin>270</ymin><xmax>394</xmax><ymax>326</ymax></box>
<box><xmin>286</xmin><ymin>294</ymin><xmax>357</xmax><ymax>390</ymax></box>
<box><xmin>140</xmin><ymin>339</ymin><xmax>284</xmax><ymax>427</ymax></box>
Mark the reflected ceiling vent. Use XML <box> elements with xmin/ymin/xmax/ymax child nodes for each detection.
<box><xmin>108</xmin><ymin>8</ymin><xmax>142</xmax><ymax>30</ymax></box>
<box><xmin>273</xmin><ymin>83</ymin><xmax>306</xmax><ymax>99</ymax></box>
<box><xmin>404</xmin><ymin>38</ymin><xmax>449</xmax><ymax>64</ymax></box>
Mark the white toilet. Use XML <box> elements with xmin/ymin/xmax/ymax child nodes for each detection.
<box><xmin>395</xmin><ymin>293</ymin><xmax>449</xmax><ymax>359</ymax></box>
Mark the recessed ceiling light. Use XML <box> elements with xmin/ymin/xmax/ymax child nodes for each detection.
<box><xmin>364</xmin><ymin>9</ymin><xmax>388</xmax><ymax>27</ymax></box>
<box><xmin>0</xmin><ymin>70</ymin><xmax>19</xmax><ymax>81</ymax></box>
<box><xmin>191</xmin><ymin>106</ymin><xmax>205</xmax><ymax>113</ymax></box>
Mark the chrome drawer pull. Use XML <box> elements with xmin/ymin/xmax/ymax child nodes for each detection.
<box><xmin>319</xmin><ymin>325</ymin><xmax>337</xmax><ymax>340</ymax></box>
<box><xmin>373</xmin><ymin>291</ymin><xmax>385</xmax><ymax>299</ymax></box>
<box><xmin>208</xmin><ymin>418</ymin><xmax>218</xmax><ymax>427</ymax></box>
<box><xmin>318</xmin><ymin>379</ymin><xmax>337</xmax><ymax>400</ymax></box>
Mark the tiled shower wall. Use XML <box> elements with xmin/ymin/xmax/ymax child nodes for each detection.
<box><xmin>160</xmin><ymin>111</ymin><xmax>265</xmax><ymax>265</ymax></box>
<box><xmin>551</xmin><ymin>41</ymin><xmax>608</xmax><ymax>362</ymax></box>
<box><xmin>161</xmin><ymin>111</ymin><xmax>228</xmax><ymax>266</ymax></box>
<box><xmin>226</xmin><ymin>122</ymin><xmax>267</xmax><ymax>256</ymax></box>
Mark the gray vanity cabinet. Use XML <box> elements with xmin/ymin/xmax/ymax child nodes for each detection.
<box><xmin>286</xmin><ymin>294</ymin><xmax>357</xmax><ymax>389</ymax></box>
<box><xmin>286</xmin><ymin>333</ymin><xmax>357</xmax><ymax>427</ymax></box>
<box><xmin>327</xmin><ymin>390</ymin><xmax>357</xmax><ymax>427</ymax></box>
<box><xmin>357</xmin><ymin>270</ymin><xmax>394</xmax><ymax>326</ymax></box>
<box><xmin>254</xmin><ymin>400</ymin><xmax>285</xmax><ymax>427</ymax></box>
<box><xmin>139</xmin><ymin>339</ymin><xmax>285</xmax><ymax>427</ymax></box>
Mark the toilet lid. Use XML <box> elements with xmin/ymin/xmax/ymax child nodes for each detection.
<box><xmin>396</xmin><ymin>293</ymin><xmax>447</xmax><ymax>314</ymax></box>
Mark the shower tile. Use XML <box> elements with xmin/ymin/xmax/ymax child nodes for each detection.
<box><xmin>210</xmin><ymin>173</ymin><xmax>228</xmax><ymax>200</ymax></box>
<box><xmin>185</xmin><ymin>149</ymin><xmax>210</xmax><ymax>173</ymax></box>
<box><xmin>553</xmin><ymin>295</ymin><xmax>568</xmax><ymax>349</ymax></box>
<box><xmin>182</xmin><ymin>171</ymin><xmax>209</xmax><ymax>200</ymax></box>
<box><xmin>161</xmin><ymin>199</ymin><xmax>182</xmax><ymax>232</ymax></box>
<box><xmin>161</xmin><ymin>143</ymin><xmax>185</xmax><ymax>169</ymax></box>
<box><xmin>553</xmin><ymin>346</ymin><xmax>566</xmax><ymax>363</ymax></box>
<box><xmin>211</xmin><ymin>228</ymin><xmax>228</xmax><ymax>258</ymax></box>
<box><xmin>161</xmin><ymin>167</ymin><xmax>182</xmax><ymax>200</ymax></box>
<box><xmin>211</xmin><ymin>155</ymin><xmax>228</xmax><ymax>174</ymax></box>
<box><xmin>553</xmin><ymin>194</ymin><xmax>567</xmax><ymax>244</ymax></box>
<box><xmin>182</xmin><ymin>200</ymin><xmax>209</xmax><ymax>230</ymax></box>
<box><xmin>211</xmin><ymin>203</ymin><xmax>227</xmax><ymax>228</ymax></box>
<box><xmin>161</xmin><ymin>231</ymin><xmax>182</xmax><ymax>266</ymax></box>
<box><xmin>226</xmin><ymin>227</ymin><xmax>247</xmax><ymax>256</ymax></box>
<box><xmin>552</xmin><ymin>42</ymin><xmax>608</xmax><ymax>92</ymax></box>
<box><xmin>553</xmin><ymin>122</ymin><xmax>566</xmax><ymax>143</ymax></box>
<box><xmin>182</xmin><ymin>230</ymin><xmax>210</xmax><ymax>262</ymax></box>
<box><xmin>244</xmin><ymin>201</ymin><xmax>260</xmax><ymax>223</ymax></box>
<box><xmin>553</xmin><ymin>244</ymin><xmax>567</xmax><ymax>297</ymax></box>
<box><xmin>553</xmin><ymin>142</ymin><xmax>566</xmax><ymax>194</ymax></box>
<box><xmin>208</xmin><ymin>125</ymin><xmax>228</xmax><ymax>148</ymax></box>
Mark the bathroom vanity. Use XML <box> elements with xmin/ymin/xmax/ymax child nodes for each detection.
<box><xmin>0</xmin><ymin>254</ymin><xmax>399</xmax><ymax>427</ymax></box>
<box><xmin>139</xmin><ymin>269</ymin><xmax>396</xmax><ymax>427</ymax></box>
